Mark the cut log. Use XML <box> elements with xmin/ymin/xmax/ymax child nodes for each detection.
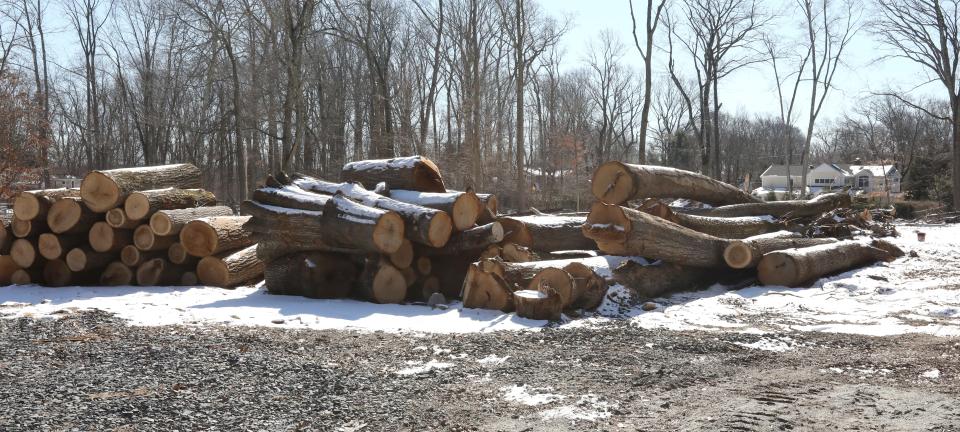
<box><xmin>241</xmin><ymin>195</ymin><xmax>403</xmax><ymax>254</ymax></box>
<box><xmin>592</xmin><ymin>162</ymin><xmax>759</xmax><ymax>206</ymax></box>
<box><xmin>478</xmin><ymin>259</ymin><xmax>576</xmax><ymax>307</ymax></box>
<box><xmin>179</xmin><ymin>216</ymin><xmax>253</xmax><ymax>257</ymax></box>
<box><xmin>100</xmin><ymin>262</ymin><xmax>134</xmax><ymax>286</ymax></box>
<box><xmin>639</xmin><ymin>199</ymin><xmax>786</xmax><ymax>239</ymax></box>
<box><xmin>263</xmin><ymin>252</ymin><xmax>357</xmax><ymax>298</ymax></box>
<box><xmin>475</xmin><ymin>193</ymin><xmax>499</xmax><ymax>225</ymax></box>
<box><xmin>133</xmin><ymin>224</ymin><xmax>176</xmax><ymax>251</ymax></box>
<box><xmin>149</xmin><ymin>206</ymin><xmax>234</xmax><ymax>236</ymax></box>
<box><xmin>13</xmin><ymin>188</ymin><xmax>80</xmax><ymax>221</ymax></box>
<box><xmin>513</xmin><ymin>289</ymin><xmax>562</xmax><ymax>320</ymax></box>
<box><xmin>0</xmin><ymin>255</ymin><xmax>17</xmax><ymax>285</ymax></box>
<box><xmin>419</xmin><ymin>222</ymin><xmax>504</xmax><ymax>256</ymax></box>
<box><xmin>480</xmin><ymin>245</ymin><xmax>501</xmax><ymax>259</ymax></box>
<box><xmin>106</xmin><ymin>208</ymin><xmax>141</xmax><ymax>229</ymax></box>
<box><xmin>166</xmin><ymin>242</ymin><xmax>198</xmax><ymax>266</ymax></box>
<box><xmin>724</xmin><ymin>236</ymin><xmax>839</xmax><ymax>269</ymax></box>
<box><xmin>251</xmin><ymin>185</ymin><xmax>330</xmax><ymax>211</ymax></box>
<box><xmin>0</xmin><ymin>215</ymin><xmax>10</xmax><ymax>254</ymax></box>
<box><xmin>89</xmin><ymin>222</ymin><xmax>133</xmax><ymax>253</ymax></box>
<box><xmin>197</xmin><ymin>245</ymin><xmax>264</xmax><ymax>288</ymax></box>
<box><xmin>43</xmin><ymin>259</ymin><xmax>96</xmax><ymax>287</ymax></box>
<box><xmin>124</xmin><ymin>188</ymin><xmax>217</xmax><ymax>221</ymax></box>
<box><xmin>461</xmin><ymin>263</ymin><xmax>514</xmax><ymax>311</ymax></box>
<box><xmin>181</xmin><ymin>271</ymin><xmax>199</xmax><ymax>285</ymax></box>
<box><xmin>687</xmin><ymin>193</ymin><xmax>852</xmax><ymax>218</ymax></box>
<box><xmin>380</xmin><ymin>188</ymin><xmax>481</xmax><ymax>232</ymax></box>
<box><xmin>66</xmin><ymin>246</ymin><xmax>114</xmax><ymax>272</ymax></box>
<box><xmin>11</xmin><ymin>238</ymin><xmax>40</xmax><ymax>268</ymax></box>
<box><xmin>80</xmin><ymin>163</ymin><xmax>203</xmax><ymax>212</ymax></box>
<box><xmin>121</xmin><ymin>245</ymin><xmax>166</xmax><ymax>267</ymax></box>
<box><xmin>757</xmin><ymin>241</ymin><xmax>895</xmax><ymax>287</ymax></box>
<box><xmin>341</xmin><ymin>155</ymin><xmax>446</xmax><ymax>192</ymax></box>
<box><xmin>416</xmin><ymin>256</ymin><xmax>432</xmax><ymax>276</ymax></box>
<box><xmin>37</xmin><ymin>233</ymin><xmax>85</xmax><ymax>260</ymax></box>
<box><xmin>388</xmin><ymin>239</ymin><xmax>414</xmax><ymax>269</ymax></box>
<box><xmin>355</xmin><ymin>258</ymin><xmax>407</xmax><ymax>304</ymax></box>
<box><xmin>10</xmin><ymin>268</ymin><xmax>43</xmax><ymax>285</ymax></box>
<box><xmin>497</xmin><ymin>215</ymin><xmax>596</xmax><ymax>252</ymax></box>
<box><xmin>501</xmin><ymin>243</ymin><xmax>537</xmax><ymax>262</ymax></box>
<box><xmin>582</xmin><ymin>202</ymin><xmax>729</xmax><ymax>267</ymax></box>
<box><xmin>47</xmin><ymin>197</ymin><xmax>100</xmax><ymax>234</ymax></box>
<box><xmin>562</xmin><ymin>262</ymin><xmax>608</xmax><ymax>310</ymax></box>
<box><xmin>288</xmin><ymin>174</ymin><xmax>453</xmax><ymax>248</ymax></box>
<box><xmin>136</xmin><ymin>258</ymin><xmax>189</xmax><ymax>286</ymax></box>
<box><xmin>613</xmin><ymin>261</ymin><xmax>729</xmax><ymax>299</ymax></box>
<box><xmin>11</xmin><ymin>217</ymin><xmax>47</xmax><ymax>238</ymax></box>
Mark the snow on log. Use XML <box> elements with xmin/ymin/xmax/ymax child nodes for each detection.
<box><xmin>592</xmin><ymin>162</ymin><xmax>759</xmax><ymax>206</ymax></box>
<box><xmin>638</xmin><ymin>199</ymin><xmax>787</xmax><ymax>239</ymax></box>
<box><xmin>124</xmin><ymin>188</ymin><xmax>217</xmax><ymax>221</ymax></box>
<box><xmin>341</xmin><ymin>155</ymin><xmax>446</xmax><ymax>193</ymax></box>
<box><xmin>80</xmin><ymin>164</ymin><xmax>203</xmax><ymax>212</ymax></box>
<box><xmin>689</xmin><ymin>193</ymin><xmax>852</xmax><ymax>218</ymax></box>
<box><xmin>757</xmin><ymin>240</ymin><xmax>897</xmax><ymax>287</ymax></box>
<box><xmin>418</xmin><ymin>222</ymin><xmax>504</xmax><ymax>256</ymax></box>
<box><xmin>723</xmin><ymin>236</ymin><xmax>839</xmax><ymax>269</ymax></box>
<box><xmin>381</xmin><ymin>187</ymin><xmax>481</xmax><ymax>232</ymax></box>
<box><xmin>149</xmin><ymin>206</ymin><xmax>234</xmax><ymax>236</ymax></box>
<box><xmin>197</xmin><ymin>245</ymin><xmax>264</xmax><ymax>288</ymax></box>
<box><xmin>513</xmin><ymin>289</ymin><xmax>563</xmax><ymax>321</ymax></box>
<box><xmin>13</xmin><ymin>188</ymin><xmax>79</xmax><ymax>221</ymax></box>
<box><xmin>89</xmin><ymin>222</ymin><xmax>133</xmax><ymax>253</ymax></box>
<box><xmin>263</xmin><ymin>252</ymin><xmax>357</xmax><ymax>298</ymax></box>
<box><xmin>497</xmin><ymin>215</ymin><xmax>595</xmax><ymax>252</ymax></box>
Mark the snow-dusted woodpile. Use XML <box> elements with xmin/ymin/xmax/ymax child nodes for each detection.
<box><xmin>0</xmin><ymin>164</ymin><xmax>262</xmax><ymax>288</ymax></box>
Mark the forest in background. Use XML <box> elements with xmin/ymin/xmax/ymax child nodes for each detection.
<box><xmin>1</xmin><ymin>0</ymin><xmax>957</xmax><ymax>210</ymax></box>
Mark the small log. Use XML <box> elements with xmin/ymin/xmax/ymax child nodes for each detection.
<box><xmin>263</xmin><ymin>252</ymin><xmax>357</xmax><ymax>298</ymax></box>
<box><xmin>65</xmin><ymin>246</ymin><xmax>114</xmax><ymax>272</ymax></box>
<box><xmin>11</xmin><ymin>268</ymin><xmax>43</xmax><ymax>285</ymax></box>
<box><xmin>416</xmin><ymin>256</ymin><xmax>432</xmax><ymax>276</ymax></box>
<box><xmin>0</xmin><ymin>215</ymin><xmax>10</xmax><ymax>254</ymax></box>
<box><xmin>501</xmin><ymin>243</ymin><xmax>537</xmax><ymax>262</ymax></box>
<box><xmin>11</xmin><ymin>238</ymin><xmax>40</xmax><ymax>268</ymax></box>
<box><xmin>639</xmin><ymin>199</ymin><xmax>786</xmax><ymax>239</ymax></box>
<box><xmin>461</xmin><ymin>263</ymin><xmax>514</xmax><ymax>311</ymax></box>
<box><xmin>136</xmin><ymin>258</ymin><xmax>188</xmax><ymax>286</ymax></box>
<box><xmin>133</xmin><ymin>224</ymin><xmax>177</xmax><ymax>252</ymax></box>
<box><xmin>106</xmin><ymin>208</ymin><xmax>141</xmax><ymax>229</ymax></box>
<box><xmin>513</xmin><ymin>289</ymin><xmax>562</xmax><ymax>320</ymax></box>
<box><xmin>197</xmin><ymin>245</ymin><xmax>264</xmax><ymax>288</ymax></box>
<box><xmin>687</xmin><ymin>193</ymin><xmax>852</xmax><ymax>218</ymax></box>
<box><xmin>592</xmin><ymin>162</ymin><xmax>759</xmax><ymax>206</ymax></box>
<box><xmin>388</xmin><ymin>239</ymin><xmax>414</xmax><ymax>269</ymax></box>
<box><xmin>498</xmin><ymin>215</ymin><xmax>596</xmax><ymax>252</ymax></box>
<box><xmin>166</xmin><ymin>242</ymin><xmax>198</xmax><ymax>266</ymax></box>
<box><xmin>0</xmin><ymin>255</ymin><xmax>17</xmax><ymax>285</ymax></box>
<box><xmin>149</xmin><ymin>206</ymin><xmax>234</xmax><ymax>236</ymax></box>
<box><xmin>100</xmin><ymin>262</ymin><xmax>134</xmax><ymax>286</ymax></box>
<box><xmin>13</xmin><ymin>188</ymin><xmax>79</xmax><ymax>221</ymax></box>
<box><xmin>758</xmin><ymin>241</ymin><xmax>895</xmax><ymax>287</ymax></box>
<box><xmin>80</xmin><ymin>163</ymin><xmax>203</xmax><ymax>212</ymax></box>
<box><xmin>380</xmin><ymin>187</ymin><xmax>481</xmax><ymax>232</ymax></box>
<box><xmin>43</xmin><ymin>259</ymin><xmax>96</xmax><ymax>287</ymax></box>
<box><xmin>124</xmin><ymin>188</ymin><xmax>217</xmax><ymax>221</ymax></box>
<box><xmin>121</xmin><ymin>245</ymin><xmax>166</xmax><ymax>267</ymax></box>
<box><xmin>341</xmin><ymin>155</ymin><xmax>446</xmax><ymax>192</ymax></box>
<box><xmin>355</xmin><ymin>258</ymin><xmax>407</xmax><ymax>304</ymax></box>
<box><xmin>37</xmin><ymin>233</ymin><xmax>85</xmax><ymax>260</ymax></box>
<box><xmin>179</xmin><ymin>216</ymin><xmax>253</xmax><ymax>257</ymax></box>
<box><xmin>11</xmin><ymin>217</ymin><xmax>47</xmax><ymax>238</ymax></box>
<box><xmin>419</xmin><ymin>222</ymin><xmax>504</xmax><ymax>256</ymax></box>
<box><xmin>89</xmin><ymin>222</ymin><xmax>133</xmax><ymax>253</ymax></box>
<box><xmin>47</xmin><ymin>197</ymin><xmax>100</xmax><ymax>234</ymax></box>
<box><xmin>724</xmin><ymin>236</ymin><xmax>839</xmax><ymax>269</ymax></box>
<box><xmin>181</xmin><ymin>271</ymin><xmax>199</xmax><ymax>285</ymax></box>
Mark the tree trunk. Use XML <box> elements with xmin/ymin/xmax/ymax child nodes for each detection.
<box><xmin>340</xmin><ymin>155</ymin><xmax>446</xmax><ymax>192</ymax></box>
<box><xmin>197</xmin><ymin>245</ymin><xmax>264</xmax><ymax>288</ymax></box>
<box><xmin>380</xmin><ymin>188</ymin><xmax>482</xmax><ymax>232</ymax></box>
<box><xmin>724</xmin><ymin>236</ymin><xmax>839</xmax><ymax>269</ymax></box>
<box><xmin>47</xmin><ymin>197</ymin><xmax>100</xmax><ymax>234</ymax></box>
<box><xmin>684</xmin><ymin>193</ymin><xmax>851</xmax><ymax>218</ymax></box>
<box><xmin>100</xmin><ymin>262</ymin><xmax>134</xmax><ymax>286</ymax></box>
<box><xmin>498</xmin><ymin>215</ymin><xmax>595</xmax><ymax>252</ymax></box>
<box><xmin>89</xmin><ymin>222</ymin><xmax>133</xmax><ymax>253</ymax></box>
<box><xmin>418</xmin><ymin>222</ymin><xmax>504</xmax><ymax>256</ymax></box>
<box><xmin>591</xmin><ymin>162</ymin><xmax>760</xmax><ymax>206</ymax></box>
<box><xmin>758</xmin><ymin>240</ymin><xmax>896</xmax><ymax>287</ymax></box>
<box><xmin>264</xmin><ymin>252</ymin><xmax>357</xmax><ymax>298</ymax></box>
<box><xmin>80</xmin><ymin>163</ymin><xmax>203</xmax><ymax>212</ymax></box>
<box><xmin>638</xmin><ymin>200</ymin><xmax>787</xmax><ymax>239</ymax></box>
<box><xmin>149</xmin><ymin>206</ymin><xmax>234</xmax><ymax>236</ymax></box>
<box><xmin>355</xmin><ymin>257</ymin><xmax>407</xmax><ymax>304</ymax></box>
<box><xmin>13</xmin><ymin>188</ymin><xmax>80</xmax><ymax>221</ymax></box>
<box><xmin>179</xmin><ymin>216</ymin><xmax>253</xmax><ymax>257</ymax></box>
<box><xmin>133</xmin><ymin>224</ymin><xmax>177</xmax><ymax>252</ymax></box>
<box><xmin>124</xmin><ymin>188</ymin><xmax>218</xmax><ymax>221</ymax></box>
<box><xmin>37</xmin><ymin>233</ymin><xmax>85</xmax><ymax>260</ymax></box>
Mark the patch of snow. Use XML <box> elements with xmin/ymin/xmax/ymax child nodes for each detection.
<box><xmin>586</xmin><ymin>223</ymin><xmax>625</xmax><ymax>232</ymax></box>
<box><xmin>388</xmin><ymin>190</ymin><xmax>460</xmax><ymax>207</ymax></box>
<box><xmin>343</xmin><ymin>156</ymin><xmax>422</xmax><ymax>172</ymax></box>
<box><xmin>509</xmin><ymin>215</ymin><xmax>584</xmax><ymax>228</ymax></box>
<box><xmin>500</xmin><ymin>385</ymin><xmax>566</xmax><ymax>406</ymax></box>
<box><xmin>477</xmin><ymin>354</ymin><xmax>509</xmax><ymax>365</ymax></box>
<box><xmin>734</xmin><ymin>336</ymin><xmax>796</xmax><ymax>352</ymax></box>
<box><xmin>920</xmin><ymin>369</ymin><xmax>941</xmax><ymax>379</ymax></box>
<box><xmin>540</xmin><ymin>394</ymin><xmax>617</xmax><ymax>421</ymax></box>
<box><xmin>395</xmin><ymin>359</ymin><xmax>453</xmax><ymax>376</ymax></box>
<box><xmin>515</xmin><ymin>290</ymin><xmax>547</xmax><ymax>299</ymax></box>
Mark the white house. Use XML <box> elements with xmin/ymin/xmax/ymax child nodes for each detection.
<box><xmin>757</xmin><ymin>161</ymin><xmax>901</xmax><ymax>199</ymax></box>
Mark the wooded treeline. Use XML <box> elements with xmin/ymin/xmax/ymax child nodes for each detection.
<box><xmin>0</xmin><ymin>0</ymin><xmax>956</xmax><ymax>209</ymax></box>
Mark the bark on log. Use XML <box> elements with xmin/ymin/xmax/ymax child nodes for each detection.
<box><xmin>418</xmin><ymin>222</ymin><xmax>504</xmax><ymax>256</ymax></box>
<box><xmin>583</xmin><ymin>202</ymin><xmax>729</xmax><ymax>267</ymax></box>
<box><xmin>197</xmin><ymin>245</ymin><xmax>264</xmax><ymax>288</ymax></box>
<box><xmin>66</xmin><ymin>246</ymin><xmax>114</xmax><ymax>272</ymax></box>
<box><xmin>724</xmin><ymin>236</ymin><xmax>839</xmax><ymax>269</ymax></box>
<box><xmin>501</xmin><ymin>243</ymin><xmax>537</xmax><ymax>262</ymax></box>
<box><xmin>13</xmin><ymin>188</ymin><xmax>79</xmax><ymax>221</ymax></box>
<box><xmin>149</xmin><ymin>206</ymin><xmax>234</xmax><ymax>236</ymax></box>
<box><xmin>592</xmin><ymin>162</ymin><xmax>759</xmax><ymax>206</ymax></box>
<box><xmin>38</xmin><ymin>233</ymin><xmax>85</xmax><ymax>260</ymax></box>
<box><xmin>11</xmin><ymin>238</ymin><xmax>40</xmax><ymax>268</ymax></box>
<box><xmin>0</xmin><ymin>255</ymin><xmax>17</xmax><ymax>285</ymax></box>
<box><xmin>513</xmin><ymin>289</ymin><xmax>563</xmax><ymax>320</ymax></box>
<box><xmin>166</xmin><ymin>242</ymin><xmax>198</xmax><ymax>266</ymax></box>
<box><xmin>498</xmin><ymin>215</ymin><xmax>596</xmax><ymax>252</ymax></box>
<box><xmin>757</xmin><ymin>241</ymin><xmax>895</xmax><ymax>287</ymax></box>
<box><xmin>340</xmin><ymin>155</ymin><xmax>446</xmax><ymax>193</ymax></box>
<box><xmin>461</xmin><ymin>263</ymin><xmax>514</xmax><ymax>311</ymax></box>
<box><xmin>355</xmin><ymin>258</ymin><xmax>407</xmax><ymax>304</ymax></box>
<box><xmin>133</xmin><ymin>224</ymin><xmax>177</xmax><ymax>251</ymax></box>
<box><xmin>638</xmin><ymin>199</ymin><xmax>787</xmax><ymax>239</ymax></box>
<box><xmin>475</xmin><ymin>193</ymin><xmax>499</xmax><ymax>225</ymax></box>
<box><xmin>379</xmin><ymin>188</ymin><xmax>481</xmax><ymax>232</ymax></box>
<box><xmin>478</xmin><ymin>259</ymin><xmax>576</xmax><ymax>307</ymax></box>
<box><xmin>43</xmin><ymin>259</ymin><xmax>96</xmax><ymax>287</ymax></box>
<box><xmin>388</xmin><ymin>239</ymin><xmax>414</xmax><ymax>269</ymax></box>
<box><xmin>121</xmin><ymin>244</ymin><xmax>166</xmax><ymax>267</ymax></box>
<box><xmin>251</xmin><ymin>185</ymin><xmax>329</xmax><ymax>211</ymax></box>
<box><xmin>562</xmin><ymin>262</ymin><xmax>608</xmax><ymax>310</ymax></box>
<box><xmin>263</xmin><ymin>252</ymin><xmax>357</xmax><ymax>298</ymax></box>
<box><xmin>11</xmin><ymin>217</ymin><xmax>47</xmax><ymax>238</ymax></box>
<box><xmin>613</xmin><ymin>260</ymin><xmax>753</xmax><ymax>298</ymax></box>
<box><xmin>47</xmin><ymin>197</ymin><xmax>101</xmax><ymax>234</ymax></box>
<box><xmin>89</xmin><ymin>222</ymin><xmax>133</xmax><ymax>253</ymax></box>
<box><xmin>80</xmin><ymin>163</ymin><xmax>203</xmax><ymax>212</ymax></box>
<box><xmin>124</xmin><ymin>188</ymin><xmax>217</xmax><ymax>221</ymax></box>
<box><xmin>100</xmin><ymin>262</ymin><xmax>134</xmax><ymax>286</ymax></box>
<box><xmin>0</xmin><ymin>215</ymin><xmax>10</xmax><ymax>255</ymax></box>
<box><xmin>106</xmin><ymin>208</ymin><xmax>141</xmax><ymax>229</ymax></box>
<box><xmin>179</xmin><ymin>216</ymin><xmax>253</xmax><ymax>257</ymax></box>
<box><xmin>686</xmin><ymin>193</ymin><xmax>852</xmax><ymax>219</ymax></box>
<box><xmin>136</xmin><ymin>258</ymin><xmax>189</xmax><ymax>286</ymax></box>
<box><xmin>288</xmin><ymin>174</ymin><xmax>453</xmax><ymax>248</ymax></box>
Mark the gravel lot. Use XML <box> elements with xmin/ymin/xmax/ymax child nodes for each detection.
<box><xmin>1</xmin><ymin>310</ymin><xmax>958</xmax><ymax>431</ymax></box>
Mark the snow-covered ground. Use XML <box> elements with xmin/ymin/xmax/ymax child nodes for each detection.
<box><xmin>1</xmin><ymin>223</ymin><xmax>958</xmax><ymax>337</ymax></box>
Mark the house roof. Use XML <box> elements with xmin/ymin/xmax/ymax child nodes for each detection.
<box><xmin>760</xmin><ymin>165</ymin><xmax>809</xmax><ymax>177</ymax></box>
<box><xmin>836</xmin><ymin>164</ymin><xmax>897</xmax><ymax>177</ymax></box>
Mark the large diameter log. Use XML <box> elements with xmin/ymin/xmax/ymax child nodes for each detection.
<box><xmin>689</xmin><ymin>193</ymin><xmax>852</xmax><ymax>218</ymax></box>
<box><xmin>355</xmin><ymin>258</ymin><xmax>407</xmax><ymax>304</ymax></box>
<box><xmin>80</xmin><ymin>163</ymin><xmax>203</xmax><ymax>212</ymax></box>
<box><xmin>11</xmin><ymin>217</ymin><xmax>47</xmax><ymax>238</ymax></box>
<box><xmin>724</xmin><ymin>236</ymin><xmax>839</xmax><ymax>269</ymax></box>
<box><xmin>263</xmin><ymin>252</ymin><xmax>357</xmax><ymax>298</ymax></box>
<box><xmin>136</xmin><ymin>258</ymin><xmax>189</xmax><ymax>286</ymax></box>
<box><xmin>513</xmin><ymin>289</ymin><xmax>562</xmax><ymax>320</ymax></box>
<box><xmin>0</xmin><ymin>215</ymin><xmax>10</xmax><ymax>254</ymax></box>
<box><xmin>149</xmin><ymin>206</ymin><xmax>234</xmax><ymax>236</ymax></box>
<box><xmin>613</xmin><ymin>261</ymin><xmax>728</xmax><ymax>299</ymax></box>
<box><xmin>121</xmin><ymin>244</ymin><xmax>166</xmax><ymax>267</ymax></box>
<box><xmin>38</xmin><ymin>233</ymin><xmax>85</xmax><ymax>260</ymax></box>
<box><xmin>11</xmin><ymin>238</ymin><xmax>40</xmax><ymax>268</ymax></box>
<box><xmin>124</xmin><ymin>188</ymin><xmax>217</xmax><ymax>221</ymax></box>
<box><xmin>478</xmin><ymin>259</ymin><xmax>576</xmax><ymax>307</ymax></box>
<box><xmin>13</xmin><ymin>188</ymin><xmax>80</xmax><ymax>221</ymax></box>
<box><xmin>757</xmin><ymin>241</ymin><xmax>895</xmax><ymax>287</ymax></box>
<box><xmin>639</xmin><ymin>199</ymin><xmax>786</xmax><ymax>239</ymax></box>
<box><xmin>0</xmin><ymin>255</ymin><xmax>17</xmax><ymax>285</ymax></box>
<box><xmin>498</xmin><ymin>215</ymin><xmax>596</xmax><ymax>252</ymax></box>
<box><xmin>419</xmin><ymin>222</ymin><xmax>504</xmax><ymax>256</ymax></box>
<box><xmin>89</xmin><ymin>222</ymin><xmax>133</xmax><ymax>253</ymax></box>
<box><xmin>592</xmin><ymin>162</ymin><xmax>759</xmax><ymax>206</ymax></box>
<box><xmin>290</xmin><ymin>174</ymin><xmax>453</xmax><ymax>248</ymax></box>
<box><xmin>197</xmin><ymin>245</ymin><xmax>264</xmax><ymax>288</ymax></box>
<box><xmin>382</xmin><ymin>188</ymin><xmax>481</xmax><ymax>232</ymax></box>
<box><xmin>583</xmin><ymin>202</ymin><xmax>730</xmax><ymax>267</ymax></box>
<box><xmin>462</xmin><ymin>263</ymin><xmax>514</xmax><ymax>311</ymax></box>
<box><xmin>66</xmin><ymin>246</ymin><xmax>115</xmax><ymax>272</ymax></box>
<box><xmin>179</xmin><ymin>216</ymin><xmax>253</xmax><ymax>257</ymax></box>
<box><xmin>100</xmin><ymin>262</ymin><xmax>134</xmax><ymax>286</ymax></box>
<box><xmin>47</xmin><ymin>197</ymin><xmax>101</xmax><ymax>234</ymax></box>
<box><xmin>341</xmin><ymin>155</ymin><xmax>446</xmax><ymax>192</ymax></box>
<box><xmin>133</xmin><ymin>224</ymin><xmax>176</xmax><ymax>251</ymax></box>
<box><xmin>562</xmin><ymin>262</ymin><xmax>608</xmax><ymax>310</ymax></box>
<box><xmin>106</xmin><ymin>208</ymin><xmax>141</xmax><ymax>229</ymax></box>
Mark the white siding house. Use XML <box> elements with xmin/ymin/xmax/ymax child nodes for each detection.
<box><xmin>759</xmin><ymin>165</ymin><xmax>805</xmax><ymax>191</ymax></box>
<box><xmin>757</xmin><ymin>161</ymin><xmax>902</xmax><ymax>200</ymax></box>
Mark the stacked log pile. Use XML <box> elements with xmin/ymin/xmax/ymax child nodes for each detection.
<box><xmin>0</xmin><ymin>164</ymin><xmax>262</xmax><ymax>288</ymax></box>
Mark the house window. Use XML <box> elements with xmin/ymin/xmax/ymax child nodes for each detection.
<box><xmin>813</xmin><ymin>178</ymin><xmax>834</xmax><ymax>185</ymax></box>
<box><xmin>858</xmin><ymin>176</ymin><xmax>869</xmax><ymax>188</ymax></box>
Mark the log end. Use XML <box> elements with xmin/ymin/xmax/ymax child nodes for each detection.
<box><xmin>11</xmin><ymin>269</ymin><xmax>34</xmax><ymax>285</ymax></box>
<box><xmin>562</xmin><ymin>262</ymin><xmax>608</xmax><ymax>310</ymax></box>
<box><xmin>11</xmin><ymin>218</ymin><xmax>33</xmax><ymax>238</ymax></box>
<box><xmin>591</xmin><ymin>161</ymin><xmax>634</xmax><ymax>205</ymax></box>
<box><xmin>582</xmin><ymin>202</ymin><xmax>631</xmax><ymax>252</ymax></box>
<box><xmin>149</xmin><ymin>212</ymin><xmax>173</xmax><ymax>236</ymax></box>
<box><xmin>168</xmin><ymin>242</ymin><xmax>189</xmax><ymax>264</ymax></box>
<box><xmin>514</xmin><ymin>289</ymin><xmax>562</xmax><ymax>320</ymax></box>
<box><xmin>181</xmin><ymin>271</ymin><xmax>199</xmax><ymax>286</ymax></box>
<box><xmin>47</xmin><ymin>199</ymin><xmax>81</xmax><ymax>234</ymax></box>
<box><xmin>135</xmin><ymin>258</ymin><xmax>164</xmax><ymax>286</ymax></box>
<box><xmin>197</xmin><ymin>256</ymin><xmax>229</xmax><ymax>287</ymax></box>
<box><xmin>723</xmin><ymin>241</ymin><xmax>756</xmax><ymax>269</ymax></box>
<box><xmin>11</xmin><ymin>238</ymin><xmax>37</xmax><ymax>268</ymax></box>
<box><xmin>414</xmin><ymin>156</ymin><xmax>447</xmax><ymax>193</ymax></box>
<box><xmin>123</xmin><ymin>192</ymin><xmax>151</xmax><ymax>221</ymax></box>
<box><xmin>427</xmin><ymin>211</ymin><xmax>453</xmax><ymax>248</ymax></box>
<box><xmin>12</xmin><ymin>193</ymin><xmax>40</xmax><ymax>221</ymax></box>
<box><xmin>89</xmin><ymin>222</ymin><xmax>117</xmax><ymax>253</ymax></box>
<box><xmin>388</xmin><ymin>239</ymin><xmax>414</xmax><ymax>269</ymax></box>
<box><xmin>757</xmin><ymin>253</ymin><xmax>801</xmax><ymax>287</ymax></box>
<box><xmin>372</xmin><ymin>212</ymin><xmax>405</xmax><ymax>255</ymax></box>
<box><xmin>416</xmin><ymin>256</ymin><xmax>432</xmax><ymax>276</ymax></box>
<box><xmin>107</xmin><ymin>208</ymin><xmax>128</xmax><ymax>228</ymax></box>
<box><xmin>451</xmin><ymin>193</ymin><xmax>483</xmax><ymax>231</ymax></box>
<box><xmin>133</xmin><ymin>225</ymin><xmax>155</xmax><ymax>251</ymax></box>
<box><xmin>121</xmin><ymin>245</ymin><xmax>141</xmax><ymax>267</ymax></box>
<box><xmin>80</xmin><ymin>171</ymin><xmax>121</xmax><ymax>212</ymax></box>
<box><xmin>65</xmin><ymin>248</ymin><xmax>87</xmax><ymax>272</ymax></box>
<box><xmin>498</xmin><ymin>218</ymin><xmax>533</xmax><ymax>247</ymax></box>
<box><xmin>101</xmin><ymin>262</ymin><xmax>134</xmax><ymax>286</ymax></box>
<box><xmin>369</xmin><ymin>263</ymin><xmax>407</xmax><ymax>304</ymax></box>
<box><xmin>529</xmin><ymin>268</ymin><xmax>575</xmax><ymax>307</ymax></box>
<box><xmin>180</xmin><ymin>220</ymin><xmax>218</xmax><ymax>257</ymax></box>
<box><xmin>37</xmin><ymin>233</ymin><xmax>63</xmax><ymax>260</ymax></box>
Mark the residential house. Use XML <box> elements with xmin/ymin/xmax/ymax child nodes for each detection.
<box><xmin>757</xmin><ymin>160</ymin><xmax>901</xmax><ymax>199</ymax></box>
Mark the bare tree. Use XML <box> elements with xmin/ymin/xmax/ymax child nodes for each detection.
<box><xmin>764</xmin><ymin>35</ymin><xmax>809</xmax><ymax>196</ymax></box>
<box><xmin>629</xmin><ymin>0</ymin><xmax>666</xmax><ymax>164</ymax></box>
